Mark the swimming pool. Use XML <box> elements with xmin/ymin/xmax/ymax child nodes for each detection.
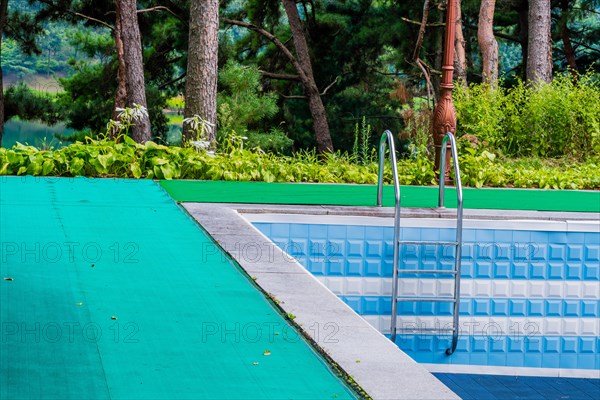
<box><xmin>248</xmin><ymin>212</ymin><xmax>599</xmax><ymax>378</ymax></box>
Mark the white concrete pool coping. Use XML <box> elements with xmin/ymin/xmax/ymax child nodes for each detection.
<box><xmin>183</xmin><ymin>203</ymin><xmax>465</xmax><ymax>400</ymax></box>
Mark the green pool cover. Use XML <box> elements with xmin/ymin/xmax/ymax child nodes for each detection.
<box><xmin>0</xmin><ymin>177</ymin><xmax>355</xmax><ymax>399</ymax></box>
<box><xmin>160</xmin><ymin>180</ymin><xmax>600</xmax><ymax>213</ymax></box>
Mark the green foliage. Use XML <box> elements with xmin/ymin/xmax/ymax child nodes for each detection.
<box><xmin>217</xmin><ymin>61</ymin><xmax>292</xmax><ymax>154</ymax></box>
<box><xmin>0</xmin><ymin>138</ymin><xmax>597</xmax><ymax>190</ymax></box>
<box><xmin>217</xmin><ymin>61</ymin><xmax>279</xmax><ymax>134</ymax></box>
<box><xmin>4</xmin><ymin>83</ymin><xmax>61</xmax><ymax>124</ymax></box>
<box><xmin>454</xmin><ymin>74</ymin><xmax>600</xmax><ymax>159</ymax></box>
<box><xmin>245</xmin><ymin>128</ymin><xmax>294</xmax><ymax>155</ymax></box>
<box><xmin>352</xmin><ymin>116</ymin><xmax>372</xmax><ymax>165</ymax></box>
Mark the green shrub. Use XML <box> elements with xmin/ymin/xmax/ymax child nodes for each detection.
<box><xmin>453</xmin><ymin>73</ymin><xmax>600</xmax><ymax>159</ymax></box>
<box><xmin>0</xmin><ymin>138</ymin><xmax>597</xmax><ymax>189</ymax></box>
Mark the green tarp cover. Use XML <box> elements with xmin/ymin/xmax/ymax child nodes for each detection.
<box><xmin>160</xmin><ymin>180</ymin><xmax>600</xmax><ymax>213</ymax></box>
<box><xmin>0</xmin><ymin>177</ymin><xmax>354</xmax><ymax>399</ymax></box>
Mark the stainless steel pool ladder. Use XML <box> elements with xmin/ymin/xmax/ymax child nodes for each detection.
<box><xmin>376</xmin><ymin>131</ymin><xmax>464</xmax><ymax>355</ymax></box>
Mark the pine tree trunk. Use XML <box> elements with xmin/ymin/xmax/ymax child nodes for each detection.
<box><xmin>117</xmin><ymin>0</ymin><xmax>151</xmax><ymax>142</ymax></box>
<box><xmin>478</xmin><ymin>0</ymin><xmax>499</xmax><ymax>85</ymax></box>
<box><xmin>517</xmin><ymin>0</ymin><xmax>528</xmax><ymax>80</ymax></box>
<box><xmin>183</xmin><ymin>0</ymin><xmax>219</xmax><ymax>143</ymax></box>
<box><xmin>527</xmin><ymin>0</ymin><xmax>552</xmax><ymax>83</ymax></box>
<box><xmin>111</xmin><ymin>2</ymin><xmax>127</xmax><ymax>137</ymax></box>
<box><xmin>559</xmin><ymin>0</ymin><xmax>578</xmax><ymax>74</ymax></box>
<box><xmin>283</xmin><ymin>0</ymin><xmax>333</xmax><ymax>153</ymax></box>
<box><xmin>0</xmin><ymin>0</ymin><xmax>8</xmax><ymax>146</ymax></box>
<box><xmin>454</xmin><ymin>0</ymin><xmax>468</xmax><ymax>86</ymax></box>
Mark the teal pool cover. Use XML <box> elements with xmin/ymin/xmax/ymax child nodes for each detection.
<box><xmin>0</xmin><ymin>177</ymin><xmax>355</xmax><ymax>399</ymax></box>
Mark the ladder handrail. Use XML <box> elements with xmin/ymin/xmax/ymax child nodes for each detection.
<box><xmin>438</xmin><ymin>132</ymin><xmax>463</xmax><ymax>355</ymax></box>
<box><xmin>376</xmin><ymin>131</ymin><xmax>401</xmax><ymax>348</ymax></box>
<box><xmin>377</xmin><ymin>130</ymin><xmax>464</xmax><ymax>356</ymax></box>
<box><xmin>376</xmin><ymin>130</ymin><xmax>400</xmax><ymax>208</ymax></box>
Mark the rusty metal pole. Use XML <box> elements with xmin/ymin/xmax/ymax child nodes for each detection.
<box><xmin>431</xmin><ymin>0</ymin><xmax>457</xmax><ymax>183</ymax></box>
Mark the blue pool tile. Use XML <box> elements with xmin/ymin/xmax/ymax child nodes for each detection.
<box><xmin>345</xmin><ymin>259</ymin><xmax>363</xmax><ymax>276</ymax></box>
<box><xmin>568</xmin><ymin>232</ymin><xmax>586</xmax><ymax>244</ymax></box>
<box><xmin>581</xmin><ymin>300</ymin><xmax>598</xmax><ymax>317</ymax></box>
<box><xmin>512</xmin><ymin>262</ymin><xmax>529</xmax><ymax>278</ymax></box>
<box><xmin>493</xmin><ymin>262</ymin><xmax>510</xmax><ymax>278</ymax></box>
<box><xmin>562</xmin><ymin>337</ymin><xmax>578</xmax><ymax>353</ymax></box>
<box><xmin>308</xmin><ymin>259</ymin><xmax>326</xmax><ymax>275</ymax></box>
<box><xmin>530</xmin><ymin>263</ymin><xmax>547</xmax><ymax>279</ymax></box>
<box><xmin>461</xmin><ymin>262</ymin><xmax>475</xmax><ymax>278</ymax></box>
<box><xmin>309</xmin><ymin>239</ymin><xmax>327</xmax><ymax>256</ymax></box>
<box><xmin>548</xmin><ymin>231</ymin><xmax>568</xmax><ymax>243</ymax></box>
<box><xmin>495</xmin><ymin>243</ymin><xmax>511</xmax><ymax>260</ymax></box>
<box><xmin>382</xmin><ymin>227</ymin><xmax>394</xmax><ymax>240</ymax></box>
<box><xmin>270</xmin><ymin>223</ymin><xmax>290</xmax><ymax>237</ymax></box>
<box><xmin>364</xmin><ymin>225</ymin><xmax>383</xmax><ymax>238</ymax></box>
<box><xmin>362</xmin><ymin>297</ymin><xmax>380</xmax><ymax>314</ymax></box>
<box><xmin>346</xmin><ymin>240</ymin><xmax>364</xmax><ymax>257</ymax></box>
<box><xmin>345</xmin><ymin>225</ymin><xmax>365</xmax><ymax>239</ymax></box>
<box><xmin>564</xmin><ymin>300</ymin><xmax>580</xmax><ymax>317</ymax></box>
<box><xmin>568</xmin><ymin>245</ymin><xmax>585</xmax><ymax>261</ymax></box>
<box><xmin>308</xmin><ymin>224</ymin><xmax>328</xmax><ymax>238</ymax></box>
<box><xmin>513</xmin><ymin>230</ymin><xmax>531</xmax><ymax>243</ymax></box>
<box><xmin>510</xmin><ymin>299</ymin><xmax>527</xmax><ymax>316</ymax></box>
<box><xmin>290</xmin><ymin>223</ymin><xmax>308</xmax><ymax>237</ymax></box>
<box><xmin>566</xmin><ymin>263</ymin><xmax>584</xmax><ymax>280</ymax></box>
<box><xmin>548</xmin><ymin>263</ymin><xmax>566</xmax><ymax>279</ymax></box>
<box><xmin>542</xmin><ymin>353</ymin><xmax>561</xmax><ymax>369</ymax></box>
<box><xmin>560</xmin><ymin>354</ymin><xmax>578</xmax><ymax>369</ymax></box>
<box><xmin>365</xmin><ymin>240</ymin><xmax>383</xmax><ymax>257</ymax></box>
<box><xmin>327</xmin><ymin>259</ymin><xmax>344</xmax><ymax>275</ymax></box>
<box><xmin>528</xmin><ymin>300</ymin><xmax>544</xmax><ymax>316</ymax></box>
<box><xmin>491</xmin><ymin>299</ymin><xmax>509</xmax><ymax>316</ymax></box>
<box><xmin>473</xmin><ymin>299</ymin><xmax>490</xmax><ymax>316</ymax></box>
<box><xmin>326</xmin><ymin>224</ymin><xmax>347</xmax><ymax>239</ymax></box>
<box><xmin>578</xmin><ymin>337</ymin><xmax>596</xmax><ymax>353</ymax></box>
<box><xmin>549</xmin><ymin>244</ymin><xmax>567</xmax><ymax>261</ymax></box>
<box><xmin>583</xmin><ymin>264</ymin><xmax>599</xmax><ymax>280</ymax></box>
<box><xmin>584</xmin><ymin>244</ymin><xmax>599</xmax><ymax>261</ymax></box>
<box><xmin>475</xmin><ymin>261</ymin><xmax>493</xmax><ymax>278</ymax></box>
<box><xmin>461</xmin><ymin>242</ymin><xmax>476</xmax><ymax>260</ymax></box>
<box><xmin>364</xmin><ymin>259</ymin><xmax>383</xmax><ymax>277</ymax></box>
<box><xmin>546</xmin><ymin>300</ymin><xmax>563</xmax><ymax>316</ymax></box>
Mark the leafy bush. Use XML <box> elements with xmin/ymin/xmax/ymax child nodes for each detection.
<box><xmin>0</xmin><ymin>137</ymin><xmax>598</xmax><ymax>189</ymax></box>
<box><xmin>454</xmin><ymin>73</ymin><xmax>600</xmax><ymax>159</ymax></box>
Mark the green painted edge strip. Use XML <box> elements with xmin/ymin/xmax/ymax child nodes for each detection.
<box><xmin>159</xmin><ymin>180</ymin><xmax>600</xmax><ymax>213</ymax></box>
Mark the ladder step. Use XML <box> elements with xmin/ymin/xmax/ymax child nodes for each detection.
<box><xmin>398</xmin><ymin>269</ymin><xmax>457</xmax><ymax>275</ymax></box>
<box><xmin>398</xmin><ymin>240</ymin><xmax>458</xmax><ymax>246</ymax></box>
<box><xmin>396</xmin><ymin>297</ymin><xmax>457</xmax><ymax>302</ymax></box>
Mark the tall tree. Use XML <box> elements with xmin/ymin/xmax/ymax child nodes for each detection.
<box><xmin>454</xmin><ymin>0</ymin><xmax>468</xmax><ymax>85</ymax></box>
<box><xmin>282</xmin><ymin>0</ymin><xmax>333</xmax><ymax>153</ymax></box>
<box><xmin>478</xmin><ymin>0</ymin><xmax>499</xmax><ymax>84</ymax></box>
<box><xmin>183</xmin><ymin>0</ymin><xmax>219</xmax><ymax>143</ymax></box>
<box><xmin>527</xmin><ymin>0</ymin><xmax>552</xmax><ymax>83</ymax></box>
<box><xmin>558</xmin><ymin>0</ymin><xmax>578</xmax><ymax>74</ymax></box>
<box><xmin>116</xmin><ymin>0</ymin><xmax>151</xmax><ymax>142</ymax></box>
<box><xmin>112</xmin><ymin>1</ymin><xmax>127</xmax><ymax>128</ymax></box>
<box><xmin>0</xmin><ymin>0</ymin><xmax>8</xmax><ymax>145</ymax></box>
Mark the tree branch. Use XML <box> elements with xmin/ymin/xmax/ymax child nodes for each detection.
<box><xmin>221</xmin><ymin>18</ymin><xmax>311</xmax><ymax>85</ymax></box>
<box><xmin>401</xmin><ymin>17</ymin><xmax>444</xmax><ymax>27</ymax></box>
<box><xmin>159</xmin><ymin>72</ymin><xmax>186</xmax><ymax>89</ymax></box>
<box><xmin>320</xmin><ymin>76</ymin><xmax>339</xmax><ymax>96</ymax></box>
<box><xmin>137</xmin><ymin>5</ymin><xmax>184</xmax><ymax>22</ymax></box>
<box><xmin>259</xmin><ymin>70</ymin><xmax>301</xmax><ymax>81</ymax></box>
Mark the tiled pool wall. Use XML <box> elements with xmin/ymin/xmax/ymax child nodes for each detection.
<box><xmin>248</xmin><ymin>214</ymin><xmax>600</xmax><ymax>378</ymax></box>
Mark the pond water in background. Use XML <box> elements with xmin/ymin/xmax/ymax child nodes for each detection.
<box><xmin>2</xmin><ymin>119</ymin><xmax>74</xmax><ymax>149</ymax></box>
